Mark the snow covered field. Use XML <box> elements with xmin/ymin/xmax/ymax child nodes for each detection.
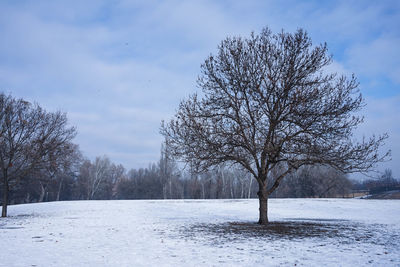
<box><xmin>1</xmin><ymin>199</ymin><xmax>399</xmax><ymax>266</ymax></box>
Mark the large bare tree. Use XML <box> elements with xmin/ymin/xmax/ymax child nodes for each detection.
<box><xmin>0</xmin><ymin>93</ymin><xmax>76</xmax><ymax>217</ymax></box>
<box><xmin>161</xmin><ymin>28</ymin><xmax>389</xmax><ymax>224</ymax></box>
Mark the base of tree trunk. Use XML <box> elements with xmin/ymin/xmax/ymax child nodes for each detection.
<box><xmin>258</xmin><ymin>219</ymin><xmax>269</xmax><ymax>225</ymax></box>
<box><xmin>1</xmin><ymin>206</ymin><xmax>6</xmax><ymax>217</ymax></box>
<box><xmin>2</xmin><ymin>180</ymin><xmax>9</xmax><ymax>217</ymax></box>
<box><xmin>257</xmin><ymin>188</ymin><xmax>269</xmax><ymax>225</ymax></box>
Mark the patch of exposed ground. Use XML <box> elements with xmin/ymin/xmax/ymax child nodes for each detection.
<box><xmin>178</xmin><ymin>220</ymin><xmax>399</xmax><ymax>248</ymax></box>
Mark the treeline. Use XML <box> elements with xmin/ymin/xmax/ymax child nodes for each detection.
<box><xmin>3</xmin><ymin>145</ymin><xmax>355</xmax><ymax>204</ymax></box>
<box><xmin>352</xmin><ymin>169</ymin><xmax>400</xmax><ymax>194</ymax></box>
<box><xmin>5</xmin><ymin>139</ymin><xmax>398</xmax><ymax>205</ymax></box>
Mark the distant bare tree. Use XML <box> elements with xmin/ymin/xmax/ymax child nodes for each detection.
<box><xmin>35</xmin><ymin>143</ymin><xmax>81</xmax><ymax>202</ymax></box>
<box><xmin>0</xmin><ymin>93</ymin><xmax>76</xmax><ymax>217</ymax></box>
<box><xmin>87</xmin><ymin>156</ymin><xmax>111</xmax><ymax>200</ymax></box>
<box><xmin>159</xmin><ymin>138</ymin><xmax>180</xmax><ymax>199</ymax></box>
<box><xmin>161</xmin><ymin>28</ymin><xmax>389</xmax><ymax>224</ymax></box>
<box><xmin>277</xmin><ymin>165</ymin><xmax>351</xmax><ymax>198</ymax></box>
<box><xmin>55</xmin><ymin>144</ymin><xmax>82</xmax><ymax>201</ymax></box>
<box><xmin>108</xmin><ymin>163</ymin><xmax>126</xmax><ymax>199</ymax></box>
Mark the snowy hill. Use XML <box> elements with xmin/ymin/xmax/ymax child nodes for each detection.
<box><xmin>1</xmin><ymin>199</ymin><xmax>399</xmax><ymax>266</ymax></box>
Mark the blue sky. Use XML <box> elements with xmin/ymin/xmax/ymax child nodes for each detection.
<box><xmin>0</xmin><ymin>0</ymin><xmax>399</xmax><ymax>179</ymax></box>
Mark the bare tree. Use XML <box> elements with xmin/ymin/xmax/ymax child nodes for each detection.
<box><xmin>159</xmin><ymin>138</ymin><xmax>180</xmax><ymax>199</ymax></box>
<box><xmin>87</xmin><ymin>156</ymin><xmax>111</xmax><ymax>200</ymax></box>
<box><xmin>53</xmin><ymin>144</ymin><xmax>82</xmax><ymax>201</ymax></box>
<box><xmin>0</xmin><ymin>93</ymin><xmax>76</xmax><ymax>217</ymax></box>
<box><xmin>161</xmin><ymin>28</ymin><xmax>389</xmax><ymax>224</ymax></box>
<box><xmin>109</xmin><ymin>163</ymin><xmax>126</xmax><ymax>199</ymax></box>
<box><xmin>277</xmin><ymin>165</ymin><xmax>351</xmax><ymax>198</ymax></box>
<box><xmin>34</xmin><ymin>143</ymin><xmax>81</xmax><ymax>202</ymax></box>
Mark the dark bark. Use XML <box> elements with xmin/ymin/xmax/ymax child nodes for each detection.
<box><xmin>257</xmin><ymin>182</ymin><xmax>269</xmax><ymax>224</ymax></box>
<box><xmin>2</xmin><ymin>177</ymin><xmax>9</xmax><ymax>217</ymax></box>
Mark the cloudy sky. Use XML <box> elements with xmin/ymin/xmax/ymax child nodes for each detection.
<box><xmin>0</xmin><ymin>0</ymin><xmax>399</xmax><ymax>178</ymax></box>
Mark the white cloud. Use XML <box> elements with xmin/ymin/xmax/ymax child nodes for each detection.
<box><xmin>354</xmin><ymin>95</ymin><xmax>400</xmax><ymax>178</ymax></box>
<box><xmin>346</xmin><ymin>36</ymin><xmax>400</xmax><ymax>84</ymax></box>
<box><xmin>324</xmin><ymin>60</ymin><xmax>352</xmax><ymax>76</ymax></box>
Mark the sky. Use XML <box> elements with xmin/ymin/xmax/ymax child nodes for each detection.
<box><xmin>0</xmin><ymin>0</ymin><xmax>399</xmax><ymax>179</ymax></box>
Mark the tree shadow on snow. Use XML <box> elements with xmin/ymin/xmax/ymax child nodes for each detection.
<box><xmin>179</xmin><ymin>219</ymin><xmax>398</xmax><ymax>247</ymax></box>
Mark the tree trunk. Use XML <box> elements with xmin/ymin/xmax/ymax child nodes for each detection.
<box><xmin>38</xmin><ymin>182</ymin><xmax>46</xmax><ymax>202</ymax></box>
<box><xmin>163</xmin><ymin>184</ymin><xmax>167</xmax><ymax>199</ymax></box>
<box><xmin>201</xmin><ymin>181</ymin><xmax>205</xmax><ymax>199</ymax></box>
<box><xmin>248</xmin><ymin>178</ymin><xmax>253</xmax><ymax>198</ymax></box>
<box><xmin>257</xmin><ymin>183</ymin><xmax>269</xmax><ymax>224</ymax></box>
<box><xmin>25</xmin><ymin>192</ymin><xmax>31</xmax><ymax>203</ymax></box>
<box><xmin>169</xmin><ymin>179</ymin><xmax>172</xmax><ymax>199</ymax></box>
<box><xmin>230</xmin><ymin>179</ymin><xmax>234</xmax><ymax>198</ymax></box>
<box><xmin>2</xmin><ymin>178</ymin><xmax>9</xmax><ymax>217</ymax></box>
<box><xmin>241</xmin><ymin>181</ymin><xmax>244</xmax><ymax>198</ymax></box>
<box><xmin>56</xmin><ymin>176</ymin><xmax>64</xmax><ymax>201</ymax></box>
<box><xmin>221</xmin><ymin>168</ymin><xmax>226</xmax><ymax>198</ymax></box>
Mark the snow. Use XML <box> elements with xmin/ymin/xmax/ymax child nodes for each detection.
<box><xmin>1</xmin><ymin>199</ymin><xmax>399</xmax><ymax>266</ymax></box>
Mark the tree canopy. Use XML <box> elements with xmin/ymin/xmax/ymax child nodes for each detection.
<box><xmin>161</xmin><ymin>27</ymin><xmax>389</xmax><ymax>224</ymax></box>
<box><xmin>0</xmin><ymin>93</ymin><xmax>76</xmax><ymax>216</ymax></box>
